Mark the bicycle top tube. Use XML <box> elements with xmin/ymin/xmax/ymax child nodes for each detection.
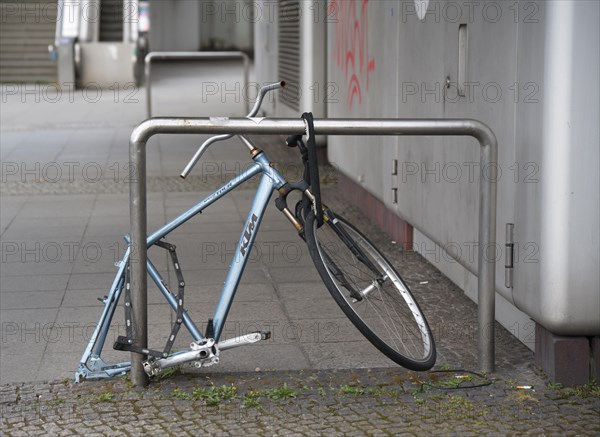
<box><xmin>147</xmin><ymin>150</ymin><xmax>287</xmax><ymax>247</ymax></box>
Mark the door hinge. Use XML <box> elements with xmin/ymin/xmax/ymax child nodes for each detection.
<box><xmin>391</xmin><ymin>159</ymin><xmax>398</xmax><ymax>176</ymax></box>
<box><xmin>505</xmin><ymin>223</ymin><xmax>514</xmax><ymax>288</ymax></box>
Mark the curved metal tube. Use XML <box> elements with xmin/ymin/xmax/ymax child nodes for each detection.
<box><xmin>179</xmin><ymin>81</ymin><xmax>285</xmax><ymax>179</ymax></box>
<box><xmin>247</xmin><ymin>81</ymin><xmax>285</xmax><ymax>118</ymax></box>
<box><xmin>129</xmin><ymin>116</ymin><xmax>498</xmax><ymax>387</ymax></box>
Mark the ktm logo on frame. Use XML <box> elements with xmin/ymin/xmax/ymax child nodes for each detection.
<box><xmin>240</xmin><ymin>214</ymin><xmax>258</xmax><ymax>256</ymax></box>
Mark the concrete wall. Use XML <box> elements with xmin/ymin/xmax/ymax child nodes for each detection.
<box><xmin>149</xmin><ymin>0</ymin><xmax>201</xmax><ymax>51</ymax></box>
<box><xmin>148</xmin><ymin>0</ymin><xmax>253</xmax><ymax>53</ymax></box>
<box><xmin>199</xmin><ymin>0</ymin><xmax>254</xmax><ymax>52</ymax></box>
<box><xmin>327</xmin><ymin>0</ymin><xmax>599</xmax><ymax>340</ymax></box>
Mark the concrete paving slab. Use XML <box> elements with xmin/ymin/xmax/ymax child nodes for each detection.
<box><xmin>0</xmin><ymin>291</ymin><xmax>64</xmax><ymax>310</ymax></box>
<box><xmin>266</xmin><ymin>266</ymin><xmax>323</xmax><ymax>283</ymax></box>
<box><xmin>271</xmin><ymin>318</ymin><xmax>361</xmax><ymax>346</ymax></box>
<box><xmin>62</xmin><ymin>289</ymin><xmax>119</xmax><ymax>308</ymax></box>
<box><xmin>0</xmin><ymin>274</ymin><xmax>70</xmax><ymax>293</ymax></box>
<box><xmin>0</xmin><ymin>351</ymin><xmax>44</xmax><ymax>384</ymax></box>
<box><xmin>2</xmin><ymin>261</ymin><xmax>72</xmax><ymax>277</ymax></box>
<box><xmin>65</xmin><ymin>273</ymin><xmax>126</xmax><ymax>291</ymax></box>
<box><xmin>0</xmin><ymin>308</ymin><xmax>60</xmax><ymax>366</ymax></box>
<box><xmin>302</xmin><ymin>341</ymin><xmax>398</xmax><ymax>369</ymax></box>
<box><xmin>2</xmin><ymin>218</ymin><xmax>89</xmax><ymax>239</ymax></box>
<box><xmin>279</xmin><ymin>296</ymin><xmax>346</xmax><ymax>321</ymax></box>
<box><xmin>177</xmin><ymin>283</ymin><xmax>278</xmax><ymax>305</ymax></box>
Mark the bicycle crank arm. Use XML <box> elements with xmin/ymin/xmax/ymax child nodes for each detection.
<box><xmin>142</xmin><ymin>332</ymin><xmax>271</xmax><ymax>377</ymax></box>
<box><xmin>143</xmin><ymin>338</ymin><xmax>218</xmax><ymax>377</ymax></box>
<box><xmin>218</xmin><ymin>331</ymin><xmax>271</xmax><ymax>351</ymax></box>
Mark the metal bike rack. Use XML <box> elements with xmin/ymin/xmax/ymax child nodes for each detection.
<box><xmin>128</xmin><ymin>117</ymin><xmax>498</xmax><ymax>386</ymax></box>
<box><xmin>145</xmin><ymin>51</ymin><xmax>251</xmax><ymax>117</ymax></box>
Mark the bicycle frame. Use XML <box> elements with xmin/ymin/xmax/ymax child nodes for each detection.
<box><xmin>76</xmin><ymin>151</ymin><xmax>288</xmax><ymax>381</ymax></box>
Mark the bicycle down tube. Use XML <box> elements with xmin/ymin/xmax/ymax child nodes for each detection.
<box><xmin>77</xmin><ymin>152</ymin><xmax>287</xmax><ymax>381</ymax></box>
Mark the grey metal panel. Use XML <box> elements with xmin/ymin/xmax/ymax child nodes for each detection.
<box><xmin>514</xmin><ymin>0</ymin><xmax>600</xmax><ymax>335</ymax></box>
<box><xmin>327</xmin><ymin>0</ymin><xmax>400</xmax><ymax>200</ymax></box>
<box><xmin>256</xmin><ymin>0</ymin><xmax>326</xmax><ymax>118</ymax></box>
<box><xmin>327</xmin><ymin>0</ymin><xmax>599</xmax><ymax>335</ymax></box>
<box><xmin>512</xmin><ymin>1</ymin><xmax>546</xmax><ymax>327</ymax></box>
<box><xmin>330</xmin><ymin>0</ymin><xmax>516</xmax><ymax>296</ymax></box>
<box><xmin>276</xmin><ymin>0</ymin><xmax>326</xmax><ymax>119</ymax></box>
<box><xmin>254</xmin><ymin>0</ymin><xmax>279</xmax><ymax>115</ymax></box>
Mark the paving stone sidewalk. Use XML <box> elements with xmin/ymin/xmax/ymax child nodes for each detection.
<box><xmin>1</xmin><ymin>367</ymin><xmax>599</xmax><ymax>436</ymax></box>
<box><xmin>2</xmin><ymin>144</ymin><xmax>599</xmax><ymax>435</ymax></box>
<box><xmin>2</xmin><ymin>77</ymin><xmax>599</xmax><ymax>435</ymax></box>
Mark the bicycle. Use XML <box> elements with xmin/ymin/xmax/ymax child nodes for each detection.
<box><xmin>75</xmin><ymin>82</ymin><xmax>436</xmax><ymax>382</ymax></box>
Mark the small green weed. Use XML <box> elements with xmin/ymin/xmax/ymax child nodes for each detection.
<box><xmin>172</xmin><ymin>388</ymin><xmax>191</xmax><ymax>400</ymax></box>
<box><xmin>49</xmin><ymin>399</ymin><xmax>66</xmax><ymax>405</ymax></box>
<box><xmin>549</xmin><ymin>381</ymin><xmax>600</xmax><ymax>399</ymax></box>
<box><xmin>95</xmin><ymin>392</ymin><xmax>114</xmax><ymax>402</ymax></box>
<box><xmin>366</xmin><ymin>387</ymin><xmax>397</xmax><ymax>397</ymax></box>
<box><xmin>242</xmin><ymin>393</ymin><xmax>262</xmax><ymax>409</ymax></box>
<box><xmin>546</xmin><ymin>382</ymin><xmax>563</xmax><ymax>391</ymax></box>
<box><xmin>192</xmin><ymin>384</ymin><xmax>237</xmax><ymax>406</ymax></box>
<box><xmin>432</xmin><ymin>374</ymin><xmax>473</xmax><ymax>389</ymax></box>
<box><xmin>153</xmin><ymin>366</ymin><xmax>179</xmax><ymax>381</ymax></box>
<box><xmin>340</xmin><ymin>385</ymin><xmax>365</xmax><ymax>395</ymax></box>
<box><xmin>263</xmin><ymin>383</ymin><xmax>297</xmax><ymax>400</ymax></box>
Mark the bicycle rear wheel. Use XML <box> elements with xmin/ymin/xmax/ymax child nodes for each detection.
<box><xmin>304</xmin><ymin>210</ymin><xmax>435</xmax><ymax>370</ymax></box>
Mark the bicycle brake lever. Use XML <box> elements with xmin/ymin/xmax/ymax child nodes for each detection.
<box><xmin>286</xmin><ymin>134</ymin><xmax>302</xmax><ymax>147</ymax></box>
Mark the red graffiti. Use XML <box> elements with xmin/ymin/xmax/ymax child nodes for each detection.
<box><xmin>330</xmin><ymin>0</ymin><xmax>376</xmax><ymax>109</ymax></box>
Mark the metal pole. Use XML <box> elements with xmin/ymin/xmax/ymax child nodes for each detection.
<box><xmin>129</xmin><ymin>117</ymin><xmax>498</xmax><ymax>386</ymax></box>
<box><xmin>145</xmin><ymin>51</ymin><xmax>251</xmax><ymax>117</ymax></box>
<box><xmin>129</xmin><ymin>120</ymin><xmax>148</xmax><ymax>387</ymax></box>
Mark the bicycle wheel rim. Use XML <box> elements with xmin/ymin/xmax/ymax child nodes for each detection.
<box><xmin>306</xmin><ymin>211</ymin><xmax>435</xmax><ymax>370</ymax></box>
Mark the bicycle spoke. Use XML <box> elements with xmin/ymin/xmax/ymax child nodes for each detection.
<box><xmin>307</xmin><ymin>210</ymin><xmax>435</xmax><ymax>368</ymax></box>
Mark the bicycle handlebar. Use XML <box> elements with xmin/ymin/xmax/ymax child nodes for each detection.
<box><xmin>180</xmin><ymin>81</ymin><xmax>285</xmax><ymax>179</ymax></box>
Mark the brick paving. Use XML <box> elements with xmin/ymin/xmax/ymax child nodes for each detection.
<box><xmin>1</xmin><ymin>368</ymin><xmax>599</xmax><ymax>436</ymax></box>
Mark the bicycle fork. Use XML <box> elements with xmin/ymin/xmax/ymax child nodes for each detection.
<box><xmin>281</xmin><ymin>193</ymin><xmax>390</xmax><ymax>302</ymax></box>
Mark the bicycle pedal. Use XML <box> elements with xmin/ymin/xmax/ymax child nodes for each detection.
<box><xmin>97</xmin><ymin>295</ymin><xmax>108</xmax><ymax>303</ymax></box>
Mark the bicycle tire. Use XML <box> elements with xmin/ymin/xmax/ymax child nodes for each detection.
<box><xmin>304</xmin><ymin>210</ymin><xmax>436</xmax><ymax>371</ymax></box>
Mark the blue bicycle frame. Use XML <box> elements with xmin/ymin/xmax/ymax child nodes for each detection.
<box><xmin>76</xmin><ymin>151</ymin><xmax>288</xmax><ymax>381</ymax></box>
